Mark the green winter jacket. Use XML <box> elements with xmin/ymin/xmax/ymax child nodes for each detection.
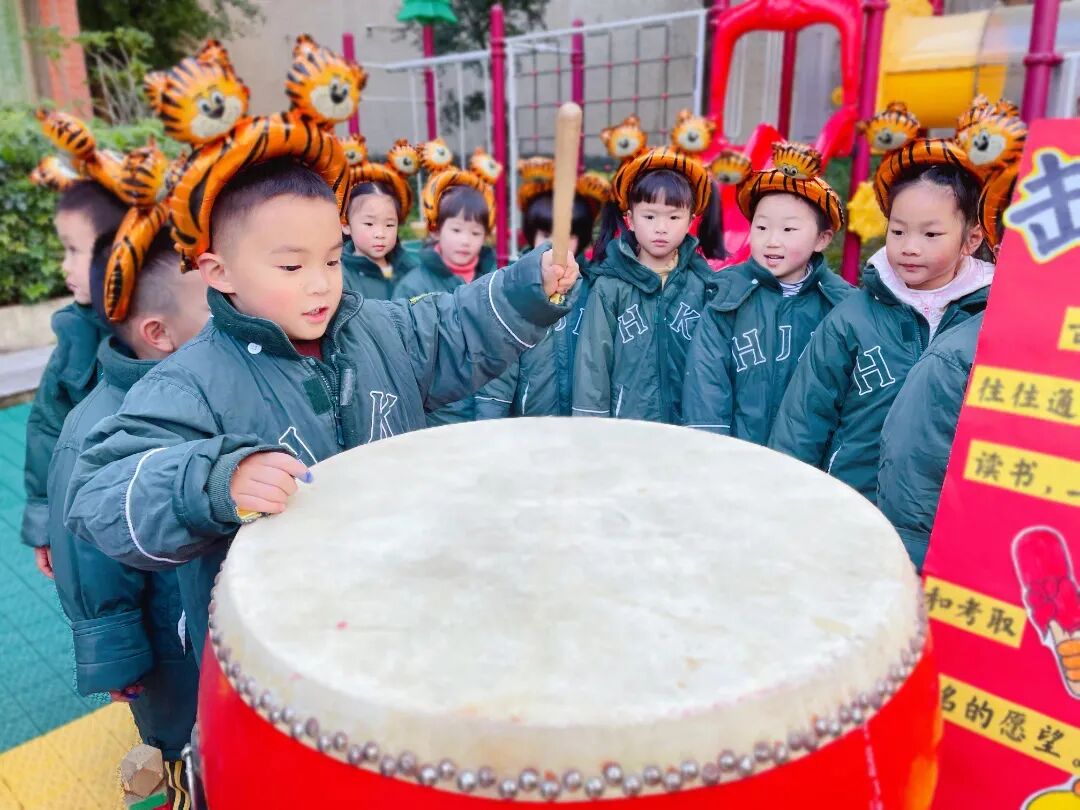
<box><xmin>682</xmin><ymin>255</ymin><xmax>852</xmax><ymax>444</ymax></box>
<box><xmin>47</xmin><ymin>337</ymin><xmax>198</xmax><ymax>758</ymax></box>
<box><xmin>393</xmin><ymin>245</ymin><xmax>498</xmax><ymax>425</ymax></box>
<box><xmin>66</xmin><ymin>250</ymin><xmax>566</xmax><ymax>658</ymax></box>
<box><xmin>572</xmin><ymin>234</ymin><xmax>718</xmax><ymax>424</ymax></box>
<box><xmin>22</xmin><ymin>302</ymin><xmax>109</xmax><ymax>548</ymax></box>
<box><xmin>475</xmin><ymin>253</ymin><xmax>590</xmax><ymax>419</ymax></box>
<box><xmin>878</xmin><ymin>312</ymin><xmax>983</xmax><ymax>571</ymax></box>
<box><xmin>768</xmin><ymin>253</ymin><xmax>991</xmax><ymax>502</ymax></box>
<box><xmin>341</xmin><ymin>238</ymin><xmax>419</xmax><ymax>300</ymax></box>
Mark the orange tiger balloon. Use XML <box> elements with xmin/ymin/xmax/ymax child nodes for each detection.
<box><xmin>955</xmin><ymin>101</ymin><xmax>1027</xmax><ymax>178</ymax></box>
<box><xmin>29</xmin><ymin>155</ymin><xmax>82</xmax><ymax>191</ymax></box>
<box><xmin>168</xmin><ymin>114</ymin><xmax>348</xmax><ymax>269</ymax></box>
<box><xmin>421</xmin><ymin>138</ymin><xmax>455</xmax><ymax>174</ymax></box>
<box><xmin>104</xmin><ymin>203</ymin><xmax>169</xmax><ymax>322</ymax></box>
<box><xmin>286</xmin><ymin>34</ymin><xmax>366</xmax><ymax>128</ymax></box>
<box><xmin>737</xmin><ymin>141</ymin><xmax>845</xmax><ymax>231</ymax></box>
<box><xmin>576</xmin><ymin>171</ymin><xmax>612</xmax><ymax>215</ymax></box>
<box><xmin>979</xmin><ymin>161</ymin><xmax>1019</xmax><ymax>250</ymax></box>
<box><xmin>341</xmin><ymin>135</ymin><xmax>368</xmax><ymax>172</ymax></box>
<box><xmin>422</xmin><ymin>167</ymin><xmax>496</xmax><ymax>232</ymax></box>
<box><xmin>35</xmin><ymin>108</ymin><xmax>97</xmax><ymax>159</ymax></box>
<box><xmin>861</xmin><ymin>102</ymin><xmax>920</xmax><ymax>155</ymax></box>
<box><xmin>612</xmin><ymin>147</ymin><xmax>711</xmax><ymax>217</ymax></box>
<box><xmin>710</xmin><ymin>149</ymin><xmax>752</xmax><ymax>185</ymax></box>
<box><xmin>352</xmin><ymin>154</ymin><xmax>416</xmax><ymax>219</ymax></box>
<box><xmin>518</xmin><ymin>156</ymin><xmax>554</xmax><ymax>185</ymax></box>
<box><xmin>119</xmin><ymin>138</ymin><xmax>169</xmax><ymax>208</ymax></box>
<box><xmin>670</xmin><ymin>108</ymin><xmax>716</xmax><ymax>158</ymax></box>
<box><xmin>387</xmin><ymin>139</ymin><xmax>421</xmax><ymax>177</ymax></box>
<box><xmin>469</xmin><ymin>146</ymin><xmax>503</xmax><ymax>185</ymax></box>
<box><xmin>600</xmin><ymin>115</ymin><xmax>648</xmax><ymax>165</ymax></box>
<box><xmin>145</xmin><ymin>44</ymin><xmax>250</xmax><ymax>147</ymax></box>
<box><xmin>32</xmin><ymin>108</ymin><xmax>129</xmax><ymax>199</ymax></box>
<box><xmin>873</xmin><ymin>137</ymin><xmax>979</xmax><ymax>214</ymax></box>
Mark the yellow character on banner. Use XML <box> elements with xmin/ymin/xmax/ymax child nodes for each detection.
<box><xmin>1023</xmin><ymin>778</ymin><xmax>1080</xmax><ymax>809</ymax></box>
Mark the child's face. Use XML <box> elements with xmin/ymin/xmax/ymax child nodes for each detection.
<box><xmin>347</xmin><ymin>194</ymin><xmax>399</xmax><ymax>262</ymax></box>
<box><xmin>203</xmin><ymin>194</ymin><xmax>344</xmax><ymax>341</ymax></box>
<box><xmin>532</xmin><ymin>229</ymin><xmax>579</xmax><ymax>257</ymax></box>
<box><xmin>627</xmin><ymin>200</ymin><xmax>691</xmax><ymax>262</ymax></box>
<box><xmin>749</xmin><ymin>194</ymin><xmax>833</xmax><ymax>284</ymax></box>
<box><xmin>886</xmin><ymin>181</ymin><xmax>983</xmax><ymax>291</ymax></box>
<box><xmin>54</xmin><ymin>209</ymin><xmax>98</xmax><ymax>305</ymax></box>
<box><xmin>436</xmin><ymin>214</ymin><xmax>487</xmax><ymax>266</ymax></box>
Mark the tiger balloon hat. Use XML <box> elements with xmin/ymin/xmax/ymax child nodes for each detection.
<box><xmin>955</xmin><ymin>96</ymin><xmax>1027</xmax><ymax>180</ymax></box>
<box><xmin>710</xmin><ymin>149</ymin><xmax>752</xmax><ymax>186</ymax></box>
<box><xmin>978</xmin><ymin>160</ymin><xmax>1020</xmax><ymax>250</ymax></box>
<box><xmin>600</xmin><ymin>114</ymin><xmax>649</xmax><ymax>166</ymax></box>
<box><xmin>421</xmin><ymin>147</ymin><xmax>500</xmax><ymax>232</ymax></box>
<box><xmin>516</xmin><ymin>156</ymin><xmax>610</xmax><ymax>217</ymax></box>
<box><xmin>286</xmin><ymin>34</ymin><xmax>367</xmax><ymax>129</ymax></box>
<box><xmin>859</xmin><ymin>102</ymin><xmax>920</xmax><ymax>156</ymax></box>
<box><xmin>670</xmin><ymin>109</ymin><xmax>717</xmax><ymax>160</ymax></box>
<box><xmin>349</xmin><ymin>139</ymin><xmax>420</xmax><ymax>216</ymax></box>
<box><xmin>149</xmin><ymin>39</ymin><xmax>348</xmax><ymax>270</ymax></box>
<box><xmin>868</xmin><ymin>104</ymin><xmax>980</xmax><ymax>215</ymax></box>
<box><xmin>736</xmin><ymin>141</ymin><xmax>845</xmax><ymax>231</ymax></box>
<box><xmin>420</xmin><ymin>138</ymin><xmax>455</xmax><ymax>174</ymax></box>
<box><xmin>29</xmin><ymin>108</ymin><xmax>127</xmax><ymax>199</ymax></box>
<box><xmin>103</xmin><ymin>144</ymin><xmax>181</xmax><ymax>322</ymax></box>
<box><xmin>341</xmin><ymin>134</ymin><xmax>368</xmax><ymax>172</ymax></box>
<box><xmin>611</xmin><ymin>147</ymin><xmax>712</xmax><ymax>217</ymax></box>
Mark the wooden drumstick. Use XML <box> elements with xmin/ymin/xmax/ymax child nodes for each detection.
<box><xmin>549</xmin><ymin>102</ymin><xmax>583</xmax><ymax>304</ymax></box>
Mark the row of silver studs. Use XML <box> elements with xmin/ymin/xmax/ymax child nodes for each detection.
<box><xmin>207</xmin><ymin>577</ymin><xmax>928</xmax><ymax>802</ymax></box>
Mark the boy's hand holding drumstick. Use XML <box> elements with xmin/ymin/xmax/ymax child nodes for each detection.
<box><xmin>540</xmin><ymin>102</ymin><xmax>583</xmax><ymax>304</ymax></box>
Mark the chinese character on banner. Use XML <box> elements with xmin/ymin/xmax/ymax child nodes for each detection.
<box><xmin>924</xmin><ymin>121</ymin><xmax>1080</xmax><ymax>809</ymax></box>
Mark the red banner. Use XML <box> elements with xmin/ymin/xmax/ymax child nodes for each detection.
<box><xmin>925</xmin><ymin>118</ymin><xmax>1080</xmax><ymax>809</ymax></box>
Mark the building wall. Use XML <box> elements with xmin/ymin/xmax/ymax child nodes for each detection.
<box><xmin>20</xmin><ymin>0</ymin><xmax>91</xmax><ymax>114</ymax></box>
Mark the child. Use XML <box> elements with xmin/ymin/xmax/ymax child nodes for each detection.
<box><xmin>340</xmin><ymin>163</ymin><xmax>419</xmax><ymax>299</ymax></box>
<box><xmin>476</xmin><ymin>163</ymin><xmax>609</xmax><ymax>418</ymax></box>
<box><xmin>65</xmin><ymin>49</ymin><xmax>575</xmax><ymax>660</ymax></box>
<box><xmin>394</xmin><ymin>161</ymin><xmax>500</xmax><ymax>425</ymax></box>
<box><xmin>768</xmin><ymin>114</ymin><xmax>994</xmax><ymax>503</ymax></box>
<box><xmin>877</xmin><ymin>312</ymin><xmax>983</xmax><ymax>571</ymax></box>
<box><xmin>23</xmin><ymin>112</ymin><xmax>127</xmax><ymax>573</ymax></box>
<box><xmin>572</xmin><ymin>147</ymin><xmax>723</xmax><ymax>424</ymax></box>
<box><xmin>48</xmin><ymin>226</ymin><xmax>207</xmax><ymax>795</ymax></box>
<box><xmin>682</xmin><ymin>142</ymin><xmax>852</xmax><ymax>443</ymax></box>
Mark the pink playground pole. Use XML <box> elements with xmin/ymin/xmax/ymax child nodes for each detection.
<box><xmin>706</xmin><ymin>0</ymin><xmax>731</xmax><ymax>120</ymax></box>
<box><xmin>571</xmin><ymin>18</ymin><xmax>586</xmax><ymax>167</ymax></box>
<box><xmin>777</xmin><ymin>32</ymin><xmax>798</xmax><ymax>138</ymax></box>
<box><xmin>342</xmin><ymin>33</ymin><xmax>360</xmax><ymax>136</ymax></box>
<box><xmin>1020</xmin><ymin>0</ymin><xmax>1062</xmax><ymax>121</ymax></box>
<box><xmin>490</xmin><ymin>4</ymin><xmax>510</xmax><ymax>266</ymax></box>
<box><xmin>930</xmin><ymin>0</ymin><xmax>944</xmax><ymax>15</ymax></box>
<box><xmin>423</xmin><ymin>25</ymin><xmax>438</xmax><ymax>140</ymax></box>
<box><xmin>841</xmin><ymin>0</ymin><xmax>889</xmax><ymax>285</ymax></box>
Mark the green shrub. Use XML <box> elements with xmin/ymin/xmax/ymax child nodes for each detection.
<box><xmin>0</xmin><ymin>104</ymin><xmax>178</xmax><ymax>307</ymax></box>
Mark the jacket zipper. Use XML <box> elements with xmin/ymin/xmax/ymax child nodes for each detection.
<box><xmin>307</xmin><ymin>357</ymin><xmax>344</xmax><ymax>446</ymax></box>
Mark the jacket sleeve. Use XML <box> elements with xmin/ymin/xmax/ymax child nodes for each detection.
<box><xmin>47</xmin><ymin>433</ymin><xmax>154</xmax><ymax>694</ymax></box>
<box><xmin>474</xmin><ymin>363</ymin><xmax>519</xmax><ymax>420</ymax></box>
<box><xmin>767</xmin><ymin>316</ymin><xmax>854</xmax><ymax>468</ymax></box>
<box><xmin>878</xmin><ymin>351</ymin><xmax>969</xmax><ymax>572</ymax></box>
<box><xmin>386</xmin><ymin>249</ymin><xmax>569</xmax><ymax>411</ymax></box>
<box><xmin>681</xmin><ymin>306</ymin><xmax>735</xmax><ymax>434</ymax></box>
<box><xmin>21</xmin><ymin>346</ymin><xmax>80</xmax><ymax>548</ymax></box>
<box><xmin>65</xmin><ymin>375</ymin><xmax>277</xmax><ymax>571</ymax></box>
<box><xmin>571</xmin><ymin>285</ymin><xmax>616</xmax><ymax>417</ymax></box>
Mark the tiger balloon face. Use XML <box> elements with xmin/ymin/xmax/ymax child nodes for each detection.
<box><xmin>671</xmin><ymin>109</ymin><xmax>716</xmax><ymax>156</ymax></box>
<box><xmin>341</xmin><ymin>135</ymin><xmax>368</xmax><ymax>166</ymax></box>
<box><xmin>710</xmin><ymin>150</ymin><xmax>752</xmax><ymax>185</ymax></box>
<box><xmin>601</xmin><ymin>115</ymin><xmax>647</xmax><ymax>162</ymax></box>
<box><xmin>772</xmin><ymin>141</ymin><xmax>823</xmax><ymax>180</ymax></box>
<box><xmin>862</xmin><ymin>102</ymin><xmax>920</xmax><ymax>154</ymax></box>
<box><xmin>286</xmin><ymin>35</ymin><xmax>366</xmax><ymax>126</ymax></box>
<box><xmin>387</xmin><ymin>140</ymin><xmax>420</xmax><ymax>176</ymax></box>
<box><xmin>957</xmin><ymin>113</ymin><xmax>1027</xmax><ymax>173</ymax></box>
<box><xmin>120</xmin><ymin>140</ymin><xmax>169</xmax><ymax>207</ymax></box>
<box><xmin>470</xmin><ymin>147</ymin><xmax>503</xmax><ymax>185</ymax></box>
<box><xmin>156</xmin><ymin>57</ymin><xmax>250</xmax><ymax>146</ymax></box>
<box><xmin>421</xmin><ymin>138</ymin><xmax>455</xmax><ymax>174</ymax></box>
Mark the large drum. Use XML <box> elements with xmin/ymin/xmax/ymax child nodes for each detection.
<box><xmin>198</xmin><ymin>419</ymin><xmax>940</xmax><ymax>808</ymax></box>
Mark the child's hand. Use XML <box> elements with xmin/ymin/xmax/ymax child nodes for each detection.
<box><xmin>109</xmin><ymin>684</ymin><xmax>143</xmax><ymax>703</ymax></box>
<box><xmin>230</xmin><ymin>452</ymin><xmax>310</xmax><ymax>517</ymax></box>
<box><xmin>540</xmin><ymin>249</ymin><xmax>580</xmax><ymax>299</ymax></box>
<box><xmin>34</xmin><ymin>546</ymin><xmax>54</xmax><ymax>580</ymax></box>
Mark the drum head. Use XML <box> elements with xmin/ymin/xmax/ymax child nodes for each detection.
<box><xmin>212</xmin><ymin>419</ymin><xmax>922</xmax><ymax>793</ymax></box>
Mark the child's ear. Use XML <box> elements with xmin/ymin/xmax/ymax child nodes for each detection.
<box><xmin>342</xmin><ymin>222</ymin><xmax>352</xmax><ymax>236</ymax></box>
<box><xmin>623</xmin><ymin>212</ymin><xmax>635</xmax><ymax>232</ymax></box>
<box><xmin>963</xmin><ymin>222</ymin><xmax>985</xmax><ymax>257</ymax></box>
<box><xmin>196</xmin><ymin>251</ymin><xmax>234</xmax><ymax>294</ymax></box>
<box><xmin>136</xmin><ymin>315</ymin><xmax>177</xmax><ymax>355</ymax></box>
<box><xmin>814</xmin><ymin>229</ymin><xmax>836</xmax><ymax>253</ymax></box>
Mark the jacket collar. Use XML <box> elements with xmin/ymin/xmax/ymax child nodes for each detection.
<box><xmin>592</xmin><ymin>233</ymin><xmax>702</xmax><ymax>294</ymax></box>
<box><xmin>97</xmin><ymin>337</ymin><xmax>157</xmax><ymax>392</ymax></box>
